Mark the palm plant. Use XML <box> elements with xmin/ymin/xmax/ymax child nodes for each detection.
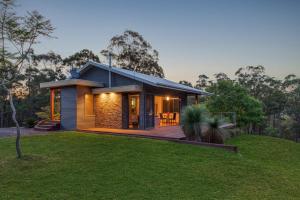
<box><xmin>206</xmin><ymin>117</ymin><xmax>224</xmax><ymax>143</ymax></box>
<box><xmin>181</xmin><ymin>105</ymin><xmax>207</xmax><ymax>141</ymax></box>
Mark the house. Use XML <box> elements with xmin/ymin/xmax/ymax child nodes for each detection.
<box><xmin>40</xmin><ymin>61</ymin><xmax>209</xmax><ymax>130</ymax></box>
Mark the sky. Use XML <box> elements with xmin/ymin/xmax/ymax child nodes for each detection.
<box><xmin>17</xmin><ymin>0</ymin><xmax>300</xmax><ymax>83</ymax></box>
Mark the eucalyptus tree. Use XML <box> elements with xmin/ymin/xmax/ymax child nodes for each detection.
<box><xmin>33</xmin><ymin>51</ymin><xmax>66</xmax><ymax>78</ymax></box>
<box><xmin>214</xmin><ymin>72</ymin><xmax>231</xmax><ymax>82</ymax></box>
<box><xmin>235</xmin><ymin>65</ymin><xmax>286</xmax><ymax>127</ymax></box>
<box><xmin>0</xmin><ymin>0</ymin><xmax>54</xmax><ymax>158</ymax></box>
<box><xmin>283</xmin><ymin>74</ymin><xmax>300</xmax><ymax>138</ymax></box>
<box><xmin>179</xmin><ymin>80</ymin><xmax>193</xmax><ymax>87</ymax></box>
<box><xmin>63</xmin><ymin>49</ymin><xmax>100</xmax><ymax>69</ymax></box>
<box><xmin>195</xmin><ymin>74</ymin><xmax>209</xmax><ymax>89</ymax></box>
<box><xmin>23</xmin><ymin>51</ymin><xmax>67</xmax><ymax>117</ymax></box>
<box><xmin>101</xmin><ymin>30</ymin><xmax>164</xmax><ymax>78</ymax></box>
<box><xmin>235</xmin><ymin>65</ymin><xmax>268</xmax><ymax>99</ymax></box>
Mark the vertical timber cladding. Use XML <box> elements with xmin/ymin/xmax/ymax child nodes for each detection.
<box><xmin>60</xmin><ymin>86</ymin><xmax>77</xmax><ymax>130</ymax></box>
<box><xmin>76</xmin><ymin>86</ymin><xmax>95</xmax><ymax>129</ymax></box>
<box><xmin>94</xmin><ymin>92</ymin><xmax>123</xmax><ymax>129</ymax></box>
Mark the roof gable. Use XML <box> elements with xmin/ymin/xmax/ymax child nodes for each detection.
<box><xmin>79</xmin><ymin>61</ymin><xmax>209</xmax><ymax>95</ymax></box>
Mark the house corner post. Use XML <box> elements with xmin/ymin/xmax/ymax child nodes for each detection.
<box><xmin>139</xmin><ymin>92</ymin><xmax>146</xmax><ymax>129</ymax></box>
<box><xmin>50</xmin><ymin>88</ymin><xmax>55</xmax><ymax>121</ymax></box>
<box><xmin>195</xmin><ymin>94</ymin><xmax>199</xmax><ymax>104</ymax></box>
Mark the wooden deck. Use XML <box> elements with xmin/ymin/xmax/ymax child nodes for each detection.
<box><xmin>80</xmin><ymin>126</ymin><xmax>185</xmax><ymax>139</ymax></box>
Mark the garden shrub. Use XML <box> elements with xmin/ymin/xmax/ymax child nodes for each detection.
<box><xmin>24</xmin><ymin>118</ymin><xmax>36</xmax><ymax>128</ymax></box>
<box><xmin>181</xmin><ymin>105</ymin><xmax>207</xmax><ymax>141</ymax></box>
<box><xmin>264</xmin><ymin>126</ymin><xmax>280</xmax><ymax>137</ymax></box>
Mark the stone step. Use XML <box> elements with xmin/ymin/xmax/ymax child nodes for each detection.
<box><xmin>42</xmin><ymin>121</ymin><xmax>58</xmax><ymax>125</ymax></box>
<box><xmin>34</xmin><ymin>126</ymin><xmax>52</xmax><ymax>131</ymax></box>
<box><xmin>34</xmin><ymin>120</ymin><xmax>60</xmax><ymax>131</ymax></box>
<box><xmin>38</xmin><ymin>124</ymin><xmax>55</xmax><ymax>128</ymax></box>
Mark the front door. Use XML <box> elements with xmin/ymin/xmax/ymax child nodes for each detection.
<box><xmin>128</xmin><ymin>94</ymin><xmax>140</xmax><ymax>129</ymax></box>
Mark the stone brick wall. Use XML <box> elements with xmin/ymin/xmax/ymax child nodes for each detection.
<box><xmin>94</xmin><ymin>93</ymin><xmax>122</xmax><ymax>128</ymax></box>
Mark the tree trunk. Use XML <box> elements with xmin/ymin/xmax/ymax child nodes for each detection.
<box><xmin>194</xmin><ymin>123</ymin><xmax>202</xmax><ymax>142</ymax></box>
<box><xmin>0</xmin><ymin>107</ymin><xmax>3</xmax><ymax>128</ymax></box>
<box><xmin>4</xmin><ymin>86</ymin><xmax>22</xmax><ymax>158</ymax></box>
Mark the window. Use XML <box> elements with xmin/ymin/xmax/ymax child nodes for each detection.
<box><xmin>162</xmin><ymin>98</ymin><xmax>180</xmax><ymax>113</ymax></box>
<box><xmin>84</xmin><ymin>94</ymin><xmax>94</xmax><ymax>116</ymax></box>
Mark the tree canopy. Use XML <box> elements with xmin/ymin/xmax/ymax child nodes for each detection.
<box><xmin>63</xmin><ymin>49</ymin><xmax>100</xmax><ymax>69</ymax></box>
<box><xmin>206</xmin><ymin>80</ymin><xmax>264</xmax><ymax>129</ymax></box>
<box><xmin>101</xmin><ymin>30</ymin><xmax>164</xmax><ymax>78</ymax></box>
<box><xmin>179</xmin><ymin>80</ymin><xmax>193</xmax><ymax>87</ymax></box>
<box><xmin>0</xmin><ymin>0</ymin><xmax>54</xmax><ymax>158</ymax></box>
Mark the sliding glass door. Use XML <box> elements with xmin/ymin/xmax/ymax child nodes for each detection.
<box><xmin>128</xmin><ymin>94</ymin><xmax>139</xmax><ymax>129</ymax></box>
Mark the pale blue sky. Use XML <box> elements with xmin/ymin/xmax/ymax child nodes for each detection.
<box><xmin>18</xmin><ymin>0</ymin><xmax>300</xmax><ymax>83</ymax></box>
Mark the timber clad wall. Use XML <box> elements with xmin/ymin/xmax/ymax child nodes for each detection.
<box><xmin>94</xmin><ymin>93</ymin><xmax>123</xmax><ymax>129</ymax></box>
<box><xmin>76</xmin><ymin>86</ymin><xmax>95</xmax><ymax>129</ymax></box>
<box><xmin>60</xmin><ymin>86</ymin><xmax>77</xmax><ymax>130</ymax></box>
<box><xmin>79</xmin><ymin>67</ymin><xmax>141</xmax><ymax>87</ymax></box>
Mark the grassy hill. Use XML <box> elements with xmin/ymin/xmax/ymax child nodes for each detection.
<box><xmin>0</xmin><ymin>132</ymin><xmax>299</xmax><ymax>199</ymax></box>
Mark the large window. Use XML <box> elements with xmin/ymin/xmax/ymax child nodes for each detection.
<box><xmin>84</xmin><ymin>94</ymin><xmax>94</xmax><ymax>116</ymax></box>
<box><xmin>162</xmin><ymin>98</ymin><xmax>179</xmax><ymax>113</ymax></box>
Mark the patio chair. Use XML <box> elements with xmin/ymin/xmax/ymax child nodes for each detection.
<box><xmin>171</xmin><ymin>113</ymin><xmax>176</xmax><ymax>124</ymax></box>
<box><xmin>131</xmin><ymin>115</ymin><xmax>139</xmax><ymax>129</ymax></box>
<box><xmin>159</xmin><ymin>113</ymin><xmax>166</xmax><ymax>125</ymax></box>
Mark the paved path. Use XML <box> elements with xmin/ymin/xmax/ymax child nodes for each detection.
<box><xmin>0</xmin><ymin>127</ymin><xmax>48</xmax><ymax>137</ymax></box>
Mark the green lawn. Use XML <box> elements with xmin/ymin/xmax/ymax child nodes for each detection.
<box><xmin>0</xmin><ymin>132</ymin><xmax>299</xmax><ymax>200</ymax></box>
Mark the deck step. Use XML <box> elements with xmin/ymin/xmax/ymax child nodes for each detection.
<box><xmin>34</xmin><ymin>120</ymin><xmax>60</xmax><ymax>131</ymax></box>
<box><xmin>39</xmin><ymin>124</ymin><xmax>57</xmax><ymax>127</ymax></box>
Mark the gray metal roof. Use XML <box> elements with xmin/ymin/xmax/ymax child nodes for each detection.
<box><xmin>79</xmin><ymin>61</ymin><xmax>210</xmax><ymax>95</ymax></box>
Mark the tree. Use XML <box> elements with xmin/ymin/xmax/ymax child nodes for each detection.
<box><xmin>284</xmin><ymin>76</ymin><xmax>300</xmax><ymax>139</ymax></box>
<box><xmin>262</xmin><ymin>77</ymin><xmax>287</xmax><ymax>127</ymax></box>
<box><xmin>32</xmin><ymin>51</ymin><xmax>66</xmax><ymax>81</ymax></box>
<box><xmin>0</xmin><ymin>0</ymin><xmax>54</xmax><ymax>158</ymax></box>
<box><xmin>235</xmin><ymin>65</ymin><xmax>268</xmax><ymax>99</ymax></box>
<box><xmin>214</xmin><ymin>72</ymin><xmax>230</xmax><ymax>82</ymax></box>
<box><xmin>23</xmin><ymin>51</ymin><xmax>66</xmax><ymax>117</ymax></box>
<box><xmin>63</xmin><ymin>49</ymin><xmax>100</xmax><ymax>69</ymax></box>
<box><xmin>195</xmin><ymin>74</ymin><xmax>209</xmax><ymax>89</ymax></box>
<box><xmin>101</xmin><ymin>30</ymin><xmax>164</xmax><ymax>78</ymax></box>
<box><xmin>206</xmin><ymin>80</ymin><xmax>264</xmax><ymax>132</ymax></box>
<box><xmin>235</xmin><ymin>65</ymin><xmax>288</xmax><ymax>128</ymax></box>
<box><xmin>179</xmin><ymin>80</ymin><xmax>193</xmax><ymax>87</ymax></box>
